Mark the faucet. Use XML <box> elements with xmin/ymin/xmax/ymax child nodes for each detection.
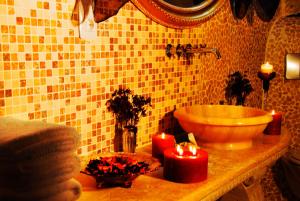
<box><xmin>185</xmin><ymin>44</ymin><xmax>221</xmax><ymax>59</ymax></box>
<box><xmin>166</xmin><ymin>44</ymin><xmax>221</xmax><ymax>59</ymax></box>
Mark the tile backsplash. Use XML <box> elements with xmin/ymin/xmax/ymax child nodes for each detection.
<box><xmin>265</xmin><ymin>16</ymin><xmax>300</xmax><ymax>152</ymax></box>
<box><xmin>0</xmin><ymin>0</ymin><xmax>270</xmax><ymax>155</ymax></box>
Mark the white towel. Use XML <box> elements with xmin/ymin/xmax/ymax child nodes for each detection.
<box><xmin>0</xmin><ymin>155</ymin><xmax>80</xmax><ymax>190</ymax></box>
<box><xmin>0</xmin><ymin>117</ymin><xmax>80</xmax><ymax>160</ymax></box>
<box><xmin>40</xmin><ymin>188</ymin><xmax>82</xmax><ymax>201</ymax></box>
<box><xmin>0</xmin><ymin>152</ymin><xmax>79</xmax><ymax>176</ymax></box>
<box><xmin>0</xmin><ymin>178</ymin><xmax>82</xmax><ymax>201</ymax></box>
<box><xmin>0</xmin><ymin>138</ymin><xmax>78</xmax><ymax>164</ymax></box>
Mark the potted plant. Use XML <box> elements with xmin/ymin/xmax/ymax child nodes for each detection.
<box><xmin>225</xmin><ymin>71</ymin><xmax>253</xmax><ymax>105</ymax></box>
<box><xmin>106</xmin><ymin>88</ymin><xmax>151</xmax><ymax>152</ymax></box>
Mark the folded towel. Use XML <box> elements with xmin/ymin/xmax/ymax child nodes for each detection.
<box><xmin>0</xmin><ymin>178</ymin><xmax>82</xmax><ymax>201</ymax></box>
<box><xmin>0</xmin><ymin>117</ymin><xmax>80</xmax><ymax>159</ymax></box>
<box><xmin>40</xmin><ymin>188</ymin><xmax>81</xmax><ymax>201</ymax></box>
<box><xmin>0</xmin><ymin>152</ymin><xmax>79</xmax><ymax>176</ymax></box>
<box><xmin>0</xmin><ymin>138</ymin><xmax>78</xmax><ymax>163</ymax></box>
<box><xmin>0</xmin><ymin>165</ymin><xmax>78</xmax><ymax>191</ymax></box>
<box><xmin>0</xmin><ymin>155</ymin><xmax>81</xmax><ymax>190</ymax></box>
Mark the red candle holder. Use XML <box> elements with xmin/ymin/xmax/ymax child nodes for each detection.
<box><xmin>163</xmin><ymin>145</ymin><xmax>208</xmax><ymax>183</ymax></box>
<box><xmin>152</xmin><ymin>133</ymin><xmax>175</xmax><ymax>163</ymax></box>
<box><xmin>264</xmin><ymin>110</ymin><xmax>282</xmax><ymax>135</ymax></box>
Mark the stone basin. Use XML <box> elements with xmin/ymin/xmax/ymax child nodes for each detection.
<box><xmin>174</xmin><ymin>105</ymin><xmax>272</xmax><ymax>150</ymax></box>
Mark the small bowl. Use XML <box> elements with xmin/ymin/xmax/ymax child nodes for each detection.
<box><xmin>79</xmin><ymin>152</ymin><xmax>161</xmax><ymax>188</ymax></box>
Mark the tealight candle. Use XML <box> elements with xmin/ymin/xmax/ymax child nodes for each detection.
<box><xmin>163</xmin><ymin>145</ymin><xmax>208</xmax><ymax>183</ymax></box>
<box><xmin>264</xmin><ymin>110</ymin><xmax>282</xmax><ymax>135</ymax></box>
<box><xmin>152</xmin><ymin>133</ymin><xmax>175</xmax><ymax>162</ymax></box>
<box><xmin>261</xmin><ymin>62</ymin><xmax>273</xmax><ymax>74</ymax></box>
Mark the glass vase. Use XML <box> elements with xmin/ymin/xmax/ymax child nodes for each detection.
<box><xmin>123</xmin><ymin>126</ymin><xmax>137</xmax><ymax>153</ymax></box>
<box><xmin>114</xmin><ymin>123</ymin><xmax>124</xmax><ymax>152</ymax></box>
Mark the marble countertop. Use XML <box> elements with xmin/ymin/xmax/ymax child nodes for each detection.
<box><xmin>77</xmin><ymin>130</ymin><xmax>290</xmax><ymax>201</ymax></box>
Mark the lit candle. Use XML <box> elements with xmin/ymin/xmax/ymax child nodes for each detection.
<box><xmin>177</xmin><ymin>145</ymin><xmax>183</xmax><ymax>156</ymax></box>
<box><xmin>261</xmin><ymin>62</ymin><xmax>273</xmax><ymax>74</ymax></box>
<box><xmin>152</xmin><ymin>133</ymin><xmax>175</xmax><ymax>162</ymax></box>
<box><xmin>163</xmin><ymin>145</ymin><xmax>208</xmax><ymax>183</ymax></box>
<box><xmin>264</xmin><ymin>110</ymin><xmax>282</xmax><ymax>135</ymax></box>
<box><xmin>190</xmin><ymin>146</ymin><xmax>197</xmax><ymax>156</ymax></box>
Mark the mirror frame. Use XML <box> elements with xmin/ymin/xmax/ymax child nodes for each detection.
<box><xmin>130</xmin><ymin>0</ymin><xmax>226</xmax><ymax>29</ymax></box>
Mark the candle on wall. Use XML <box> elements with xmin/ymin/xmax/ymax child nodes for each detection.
<box><xmin>264</xmin><ymin>110</ymin><xmax>282</xmax><ymax>135</ymax></box>
<box><xmin>261</xmin><ymin>62</ymin><xmax>273</xmax><ymax>74</ymax></box>
<box><xmin>152</xmin><ymin>133</ymin><xmax>175</xmax><ymax>162</ymax></box>
<box><xmin>163</xmin><ymin>145</ymin><xmax>208</xmax><ymax>183</ymax></box>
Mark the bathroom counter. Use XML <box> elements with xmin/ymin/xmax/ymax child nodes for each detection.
<box><xmin>77</xmin><ymin>129</ymin><xmax>290</xmax><ymax>201</ymax></box>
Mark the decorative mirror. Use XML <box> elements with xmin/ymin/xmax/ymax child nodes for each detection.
<box><xmin>74</xmin><ymin>0</ymin><xmax>226</xmax><ymax>28</ymax></box>
<box><xmin>286</xmin><ymin>53</ymin><xmax>300</xmax><ymax>80</ymax></box>
<box><xmin>130</xmin><ymin>0</ymin><xmax>226</xmax><ymax>29</ymax></box>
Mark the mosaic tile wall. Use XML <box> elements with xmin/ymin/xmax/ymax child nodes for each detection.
<box><xmin>261</xmin><ymin>15</ymin><xmax>300</xmax><ymax>201</ymax></box>
<box><xmin>0</xmin><ymin>0</ymin><xmax>270</xmax><ymax>156</ymax></box>
<box><xmin>4</xmin><ymin>1</ymin><xmax>298</xmax><ymax>200</ymax></box>
<box><xmin>265</xmin><ymin>16</ymin><xmax>300</xmax><ymax>153</ymax></box>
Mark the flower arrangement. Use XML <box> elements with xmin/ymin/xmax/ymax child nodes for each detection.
<box><xmin>81</xmin><ymin>156</ymin><xmax>150</xmax><ymax>188</ymax></box>
<box><xmin>79</xmin><ymin>151</ymin><xmax>161</xmax><ymax>189</ymax></box>
<box><xmin>106</xmin><ymin>88</ymin><xmax>151</xmax><ymax>152</ymax></box>
<box><xmin>225</xmin><ymin>71</ymin><xmax>253</xmax><ymax>105</ymax></box>
<box><xmin>106</xmin><ymin>88</ymin><xmax>151</xmax><ymax>129</ymax></box>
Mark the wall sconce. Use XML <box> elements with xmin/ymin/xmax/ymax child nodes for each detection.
<box><xmin>257</xmin><ymin>72</ymin><xmax>276</xmax><ymax>92</ymax></box>
<box><xmin>257</xmin><ymin>62</ymin><xmax>276</xmax><ymax>109</ymax></box>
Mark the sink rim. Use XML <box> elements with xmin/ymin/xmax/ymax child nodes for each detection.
<box><xmin>174</xmin><ymin>105</ymin><xmax>272</xmax><ymax>126</ymax></box>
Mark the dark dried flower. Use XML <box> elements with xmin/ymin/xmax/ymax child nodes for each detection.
<box><xmin>225</xmin><ymin>71</ymin><xmax>253</xmax><ymax>105</ymax></box>
<box><xmin>106</xmin><ymin>88</ymin><xmax>151</xmax><ymax>128</ymax></box>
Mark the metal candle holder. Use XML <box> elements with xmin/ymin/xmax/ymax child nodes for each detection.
<box><xmin>257</xmin><ymin>71</ymin><xmax>276</xmax><ymax>109</ymax></box>
<box><xmin>257</xmin><ymin>71</ymin><xmax>276</xmax><ymax>92</ymax></box>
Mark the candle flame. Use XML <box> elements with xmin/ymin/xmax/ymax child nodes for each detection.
<box><xmin>176</xmin><ymin>145</ymin><xmax>183</xmax><ymax>156</ymax></box>
<box><xmin>192</xmin><ymin>147</ymin><xmax>197</xmax><ymax>155</ymax></box>
<box><xmin>161</xmin><ymin>132</ymin><xmax>165</xmax><ymax>139</ymax></box>
<box><xmin>271</xmin><ymin>110</ymin><xmax>275</xmax><ymax>115</ymax></box>
<box><xmin>189</xmin><ymin>145</ymin><xmax>197</xmax><ymax>156</ymax></box>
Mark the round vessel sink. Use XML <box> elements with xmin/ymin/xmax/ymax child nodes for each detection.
<box><xmin>174</xmin><ymin>105</ymin><xmax>272</xmax><ymax>150</ymax></box>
